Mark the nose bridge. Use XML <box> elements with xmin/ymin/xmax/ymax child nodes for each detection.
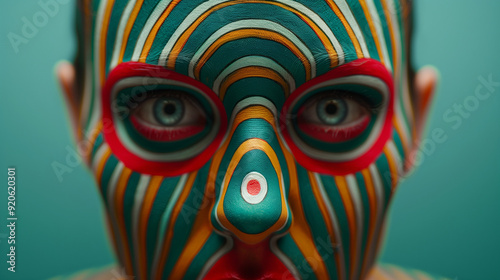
<box><xmin>212</xmin><ymin>104</ymin><xmax>291</xmax><ymax>244</ymax></box>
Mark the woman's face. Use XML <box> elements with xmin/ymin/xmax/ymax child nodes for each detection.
<box><xmin>68</xmin><ymin>0</ymin><xmax>424</xmax><ymax>279</ymax></box>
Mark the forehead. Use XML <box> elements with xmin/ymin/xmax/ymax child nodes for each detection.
<box><xmin>87</xmin><ymin>0</ymin><xmax>405</xmax><ymax>87</ymax></box>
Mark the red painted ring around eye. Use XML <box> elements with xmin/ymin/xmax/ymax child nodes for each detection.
<box><xmin>279</xmin><ymin>58</ymin><xmax>395</xmax><ymax>176</ymax></box>
<box><xmin>101</xmin><ymin>62</ymin><xmax>227</xmax><ymax>176</ymax></box>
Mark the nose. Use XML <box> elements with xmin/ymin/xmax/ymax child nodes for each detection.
<box><xmin>212</xmin><ymin>107</ymin><xmax>290</xmax><ymax>245</ymax></box>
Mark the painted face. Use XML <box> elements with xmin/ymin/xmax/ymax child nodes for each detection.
<box><xmin>72</xmin><ymin>0</ymin><xmax>418</xmax><ymax>279</ymax></box>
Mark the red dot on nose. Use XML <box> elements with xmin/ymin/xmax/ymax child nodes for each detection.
<box><xmin>247</xmin><ymin>179</ymin><xmax>261</xmax><ymax>196</ymax></box>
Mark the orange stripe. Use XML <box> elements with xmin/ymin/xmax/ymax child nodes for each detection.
<box><xmin>380</xmin><ymin>0</ymin><xmax>398</xmax><ymax>74</ymax></box>
<box><xmin>194</xmin><ymin>29</ymin><xmax>311</xmax><ymax>80</ymax></box>
<box><xmin>288</xmin><ymin>172</ymin><xmax>330</xmax><ymax>279</ymax></box>
<box><xmin>392</xmin><ymin>117</ymin><xmax>409</xmax><ymax>156</ymax></box>
<box><xmin>84</xmin><ymin>121</ymin><xmax>103</xmax><ymax>164</ymax></box>
<box><xmin>114</xmin><ymin>167</ymin><xmax>134</xmax><ymax>276</ymax></box>
<box><xmin>325</xmin><ymin>0</ymin><xmax>364</xmax><ymax>58</ymax></box>
<box><xmin>137</xmin><ymin>175</ymin><xmax>163</xmax><ymax>279</ymax></box>
<box><xmin>139</xmin><ymin>1</ymin><xmax>181</xmax><ymax>62</ymax></box>
<box><xmin>118</xmin><ymin>0</ymin><xmax>144</xmax><ymax>65</ymax></box>
<box><xmin>167</xmin><ymin>180</ymin><xmax>214</xmax><ymax>279</ymax></box>
<box><xmin>155</xmin><ymin>172</ymin><xmax>198</xmax><ymax>279</ymax></box>
<box><xmin>166</xmin><ymin>0</ymin><xmax>337</xmax><ymax>69</ymax></box>
<box><xmin>95</xmin><ymin>148</ymin><xmax>112</xmax><ymax>188</ymax></box>
<box><xmin>205</xmin><ymin>105</ymin><xmax>328</xmax><ymax>277</ymax></box>
<box><xmin>308</xmin><ymin>172</ymin><xmax>343</xmax><ymax>280</ymax></box>
<box><xmin>335</xmin><ymin>176</ymin><xmax>358</xmax><ymax>279</ymax></box>
<box><xmin>359</xmin><ymin>0</ymin><xmax>386</xmax><ymax>65</ymax></box>
<box><xmin>216</xmin><ymin>138</ymin><xmax>288</xmax><ymax>244</ymax></box>
<box><xmin>99</xmin><ymin>0</ymin><xmax>115</xmax><ymax>84</ymax></box>
<box><xmin>359</xmin><ymin>169</ymin><xmax>378</xmax><ymax>278</ymax></box>
<box><xmin>383</xmin><ymin>147</ymin><xmax>399</xmax><ymax>189</ymax></box>
<box><xmin>219</xmin><ymin>66</ymin><xmax>290</xmax><ymax>99</ymax></box>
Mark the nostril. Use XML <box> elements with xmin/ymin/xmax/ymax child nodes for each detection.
<box><xmin>241</xmin><ymin>172</ymin><xmax>267</xmax><ymax>204</ymax></box>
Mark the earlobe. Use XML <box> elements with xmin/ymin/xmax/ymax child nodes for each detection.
<box><xmin>56</xmin><ymin>60</ymin><xmax>81</xmax><ymax>142</ymax></box>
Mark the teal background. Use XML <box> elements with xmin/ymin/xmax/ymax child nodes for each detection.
<box><xmin>0</xmin><ymin>1</ymin><xmax>499</xmax><ymax>279</ymax></box>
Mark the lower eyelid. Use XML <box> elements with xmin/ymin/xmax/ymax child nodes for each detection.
<box><xmin>130</xmin><ymin>115</ymin><xmax>206</xmax><ymax>141</ymax></box>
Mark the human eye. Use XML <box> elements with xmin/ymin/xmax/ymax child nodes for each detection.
<box><xmin>279</xmin><ymin>58</ymin><xmax>394</xmax><ymax>175</ymax></box>
<box><xmin>131</xmin><ymin>91</ymin><xmax>207</xmax><ymax>142</ymax></box>
<box><xmin>101</xmin><ymin>62</ymin><xmax>227</xmax><ymax>176</ymax></box>
<box><xmin>295</xmin><ymin>91</ymin><xmax>374</xmax><ymax>143</ymax></box>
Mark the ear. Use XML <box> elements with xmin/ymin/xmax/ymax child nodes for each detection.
<box><xmin>413</xmin><ymin>66</ymin><xmax>438</xmax><ymax>140</ymax></box>
<box><xmin>406</xmin><ymin>66</ymin><xmax>439</xmax><ymax>170</ymax></box>
<box><xmin>56</xmin><ymin>60</ymin><xmax>81</xmax><ymax>142</ymax></box>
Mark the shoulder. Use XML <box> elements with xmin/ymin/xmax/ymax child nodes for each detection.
<box><xmin>48</xmin><ymin>265</ymin><xmax>133</xmax><ymax>280</ymax></box>
<box><xmin>366</xmin><ymin>264</ymin><xmax>453</xmax><ymax>280</ymax></box>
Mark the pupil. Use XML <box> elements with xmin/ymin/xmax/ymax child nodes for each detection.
<box><xmin>163</xmin><ymin>103</ymin><xmax>176</xmax><ymax>115</ymax></box>
<box><xmin>325</xmin><ymin>102</ymin><xmax>338</xmax><ymax>115</ymax></box>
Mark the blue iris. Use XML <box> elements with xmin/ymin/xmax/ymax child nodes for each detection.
<box><xmin>316</xmin><ymin>97</ymin><xmax>347</xmax><ymax>125</ymax></box>
<box><xmin>153</xmin><ymin>97</ymin><xmax>184</xmax><ymax>126</ymax></box>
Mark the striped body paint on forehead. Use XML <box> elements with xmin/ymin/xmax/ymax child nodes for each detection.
<box><xmin>74</xmin><ymin>0</ymin><xmax>418</xmax><ymax>279</ymax></box>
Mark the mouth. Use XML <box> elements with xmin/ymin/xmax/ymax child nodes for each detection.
<box><xmin>203</xmin><ymin>239</ymin><xmax>293</xmax><ymax>280</ymax></box>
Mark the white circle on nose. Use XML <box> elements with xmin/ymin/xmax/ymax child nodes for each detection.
<box><xmin>241</xmin><ymin>172</ymin><xmax>268</xmax><ymax>205</ymax></box>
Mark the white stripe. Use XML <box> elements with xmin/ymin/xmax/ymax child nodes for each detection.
<box><xmin>366</xmin><ymin>0</ymin><xmax>392</xmax><ymax>72</ymax></box>
<box><xmin>131</xmin><ymin>174</ymin><xmax>151</xmax><ymax>272</ymax></box>
<box><xmin>106</xmin><ymin>162</ymin><xmax>127</xmax><ymax>265</ymax></box>
<box><xmin>385</xmin><ymin>0</ymin><xmax>414</xmax><ymax>146</ymax></box>
<box><xmin>91</xmin><ymin>143</ymin><xmax>109</xmax><ymax>172</ymax></box>
<box><xmin>151</xmin><ymin>174</ymin><xmax>188</xmax><ymax>279</ymax></box>
<box><xmin>386</xmin><ymin>140</ymin><xmax>403</xmax><ymax>179</ymax></box>
<box><xmin>212</xmin><ymin>56</ymin><xmax>296</xmax><ymax>94</ymax></box>
<box><xmin>270</xmin><ymin>233</ymin><xmax>301</xmax><ymax>280</ymax></box>
<box><xmin>88</xmin><ymin>0</ymin><xmax>108</xmax><ymax>139</ymax></box>
<box><xmin>131</xmin><ymin>0</ymin><xmax>174</xmax><ymax>61</ymax></box>
<box><xmin>158</xmin><ymin>0</ymin><xmax>345</xmax><ymax>67</ymax></box>
<box><xmin>345</xmin><ymin>174</ymin><xmax>363</xmax><ymax>280</ymax></box>
<box><xmin>196</xmin><ymin>237</ymin><xmax>233</xmax><ymax>280</ymax></box>
<box><xmin>314</xmin><ymin>173</ymin><xmax>346</xmax><ymax>280</ymax></box>
<box><xmin>230</xmin><ymin>96</ymin><xmax>278</xmax><ymax>123</ymax></box>
<box><xmin>334</xmin><ymin>0</ymin><xmax>371</xmax><ymax>58</ymax></box>
<box><xmin>187</xmin><ymin>19</ymin><xmax>316</xmax><ymax>78</ymax></box>
<box><xmin>109</xmin><ymin>0</ymin><xmax>137</xmax><ymax>69</ymax></box>
<box><xmin>367</xmin><ymin>164</ymin><xmax>385</xmax><ymax>268</ymax></box>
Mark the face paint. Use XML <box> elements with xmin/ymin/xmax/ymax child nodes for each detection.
<box><xmin>74</xmin><ymin>0</ymin><xmax>416</xmax><ymax>279</ymax></box>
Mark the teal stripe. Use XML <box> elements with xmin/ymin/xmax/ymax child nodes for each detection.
<box><xmin>319</xmin><ymin>174</ymin><xmax>351</xmax><ymax>275</ymax></box>
<box><xmin>160</xmin><ymin>164</ymin><xmax>210</xmax><ymax>280</ymax></box>
<box><xmin>145</xmin><ymin>176</ymin><xmax>181</xmax><ymax>274</ymax></box>
<box><xmin>222</xmin><ymin>78</ymin><xmax>285</xmax><ymax>112</ymax></box>
<box><xmin>223</xmin><ymin>149</ymin><xmax>282</xmax><ymax>234</ymax></box>
<box><xmin>121</xmin><ymin>0</ymin><xmax>160</xmax><ymax>63</ymax></box>
<box><xmin>91</xmin><ymin>133</ymin><xmax>104</xmax><ymax>159</ymax></box>
<box><xmin>373</xmin><ymin>0</ymin><xmax>394</xmax><ymax>69</ymax></box>
<box><xmin>105</xmin><ymin>1</ymin><xmax>127</xmax><ymax>75</ymax></box>
<box><xmin>198</xmin><ymin>38</ymin><xmax>308</xmax><ymax>87</ymax></box>
<box><xmin>375</xmin><ymin>154</ymin><xmax>392</xmax><ymax>211</ymax></box>
<box><xmin>354</xmin><ymin>171</ymin><xmax>371</xmax><ymax>277</ymax></box>
<box><xmin>182</xmin><ymin>233</ymin><xmax>226</xmax><ymax>280</ymax></box>
<box><xmin>99</xmin><ymin>154</ymin><xmax>119</xmax><ymax>202</ymax></box>
<box><xmin>296</xmin><ymin>166</ymin><xmax>338</xmax><ymax>279</ymax></box>
<box><xmin>345</xmin><ymin>1</ymin><xmax>380</xmax><ymax>61</ymax></box>
<box><xmin>277</xmin><ymin>233</ymin><xmax>318</xmax><ymax>280</ymax></box>
<box><xmin>121</xmin><ymin>171</ymin><xmax>141</xmax><ymax>275</ymax></box>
